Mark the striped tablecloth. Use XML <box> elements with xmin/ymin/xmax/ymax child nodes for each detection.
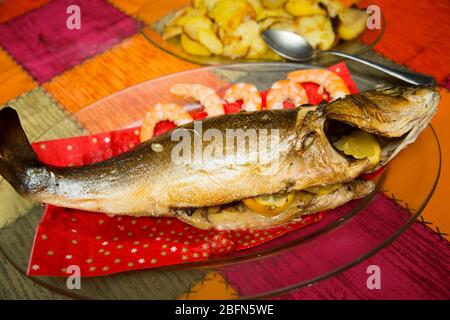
<box><xmin>0</xmin><ymin>0</ymin><xmax>449</xmax><ymax>299</ymax></box>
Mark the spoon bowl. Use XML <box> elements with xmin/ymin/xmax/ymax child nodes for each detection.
<box><xmin>262</xmin><ymin>30</ymin><xmax>315</xmax><ymax>62</ymax></box>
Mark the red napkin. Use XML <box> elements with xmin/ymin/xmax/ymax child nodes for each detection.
<box><xmin>27</xmin><ymin>63</ymin><xmax>359</xmax><ymax>277</ymax></box>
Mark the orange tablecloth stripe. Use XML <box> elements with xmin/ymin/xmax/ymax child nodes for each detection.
<box><xmin>360</xmin><ymin>0</ymin><xmax>450</xmax><ymax>82</ymax></box>
<box><xmin>0</xmin><ymin>48</ymin><xmax>37</xmax><ymax>105</ymax></box>
<box><xmin>109</xmin><ymin>0</ymin><xmax>189</xmax><ymax>23</ymax></box>
<box><xmin>427</xmin><ymin>88</ymin><xmax>450</xmax><ymax>236</ymax></box>
<box><xmin>0</xmin><ymin>0</ymin><xmax>49</xmax><ymax>23</ymax></box>
<box><xmin>44</xmin><ymin>34</ymin><xmax>196</xmax><ymax>113</ymax></box>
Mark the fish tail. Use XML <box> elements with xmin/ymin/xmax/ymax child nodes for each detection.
<box><xmin>0</xmin><ymin>107</ymin><xmax>41</xmax><ymax>194</ymax></box>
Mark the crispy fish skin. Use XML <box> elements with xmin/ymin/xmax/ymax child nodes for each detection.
<box><xmin>0</xmin><ymin>86</ymin><xmax>439</xmax><ymax>230</ymax></box>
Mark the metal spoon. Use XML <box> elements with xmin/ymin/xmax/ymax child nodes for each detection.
<box><xmin>262</xmin><ymin>29</ymin><xmax>435</xmax><ymax>86</ymax></box>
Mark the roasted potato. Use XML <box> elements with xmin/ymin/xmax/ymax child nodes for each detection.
<box><xmin>204</xmin><ymin>0</ymin><xmax>220</xmax><ymax>11</ymax></box>
<box><xmin>223</xmin><ymin>35</ymin><xmax>250</xmax><ymax>59</ymax></box>
<box><xmin>318</xmin><ymin>0</ymin><xmax>345</xmax><ymax>17</ymax></box>
<box><xmin>217</xmin><ymin>26</ymin><xmax>227</xmax><ymax>41</ymax></box>
<box><xmin>270</xmin><ymin>19</ymin><xmax>298</xmax><ymax>33</ymax></box>
<box><xmin>181</xmin><ymin>33</ymin><xmax>211</xmax><ymax>56</ymax></box>
<box><xmin>263</xmin><ymin>8</ymin><xmax>292</xmax><ymax>18</ymax></box>
<box><xmin>260</xmin><ymin>17</ymin><xmax>284</xmax><ymax>30</ymax></box>
<box><xmin>209</xmin><ymin>0</ymin><xmax>256</xmax><ymax>32</ymax></box>
<box><xmin>162</xmin><ymin>26</ymin><xmax>182</xmax><ymax>40</ymax></box>
<box><xmin>174</xmin><ymin>7</ymin><xmax>207</xmax><ymax>27</ymax></box>
<box><xmin>222</xmin><ymin>20</ymin><xmax>263</xmax><ymax>59</ymax></box>
<box><xmin>338</xmin><ymin>8</ymin><xmax>368</xmax><ymax>40</ymax></box>
<box><xmin>182</xmin><ymin>15</ymin><xmax>213</xmax><ymax>41</ymax></box>
<box><xmin>262</xmin><ymin>0</ymin><xmax>288</xmax><ymax>9</ymax></box>
<box><xmin>247</xmin><ymin>36</ymin><xmax>269</xmax><ymax>59</ymax></box>
<box><xmin>164</xmin><ymin>8</ymin><xmax>188</xmax><ymax>28</ymax></box>
<box><xmin>198</xmin><ymin>28</ymin><xmax>224</xmax><ymax>54</ymax></box>
<box><xmin>233</xmin><ymin>20</ymin><xmax>268</xmax><ymax>59</ymax></box>
<box><xmin>247</xmin><ymin>32</ymin><xmax>269</xmax><ymax>59</ymax></box>
<box><xmin>247</xmin><ymin>0</ymin><xmax>267</xmax><ymax>20</ymax></box>
<box><xmin>296</xmin><ymin>14</ymin><xmax>335</xmax><ymax>50</ymax></box>
<box><xmin>193</xmin><ymin>0</ymin><xmax>205</xmax><ymax>8</ymax></box>
<box><xmin>284</xmin><ymin>0</ymin><xmax>326</xmax><ymax>16</ymax></box>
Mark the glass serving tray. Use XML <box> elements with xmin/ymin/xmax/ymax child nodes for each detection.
<box><xmin>0</xmin><ymin>63</ymin><xmax>440</xmax><ymax>299</ymax></box>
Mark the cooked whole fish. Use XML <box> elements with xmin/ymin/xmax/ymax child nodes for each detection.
<box><xmin>0</xmin><ymin>86</ymin><xmax>439</xmax><ymax>230</ymax></box>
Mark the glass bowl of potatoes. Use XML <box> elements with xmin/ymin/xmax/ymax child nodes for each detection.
<box><xmin>138</xmin><ymin>0</ymin><xmax>385</xmax><ymax>65</ymax></box>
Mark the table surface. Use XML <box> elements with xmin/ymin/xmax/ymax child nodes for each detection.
<box><xmin>0</xmin><ymin>0</ymin><xmax>449</xmax><ymax>300</ymax></box>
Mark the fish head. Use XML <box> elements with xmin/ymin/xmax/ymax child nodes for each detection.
<box><xmin>325</xmin><ymin>86</ymin><xmax>439</xmax><ymax>137</ymax></box>
<box><xmin>322</xmin><ymin>86</ymin><xmax>440</xmax><ymax>170</ymax></box>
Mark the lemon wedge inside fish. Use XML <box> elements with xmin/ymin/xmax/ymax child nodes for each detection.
<box><xmin>334</xmin><ymin>131</ymin><xmax>381</xmax><ymax>169</ymax></box>
<box><xmin>304</xmin><ymin>183</ymin><xmax>342</xmax><ymax>195</ymax></box>
<box><xmin>243</xmin><ymin>191</ymin><xmax>295</xmax><ymax>216</ymax></box>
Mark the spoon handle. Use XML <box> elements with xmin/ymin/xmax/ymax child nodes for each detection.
<box><xmin>324</xmin><ymin>50</ymin><xmax>435</xmax><ymax>86</ymax></box>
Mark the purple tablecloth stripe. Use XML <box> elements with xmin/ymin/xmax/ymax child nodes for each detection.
<box><xmin>221</xmin><ymin>194</ymin><xmax>450</xmax><ymax>299</ymax></box>
<box><xmin>0</xmin><ymin>0</ymin><xmax>137</xmax><ymax>83</ymax></box>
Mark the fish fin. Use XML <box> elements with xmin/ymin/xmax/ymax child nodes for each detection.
<box><xmin>0</xmin><ymin>107</ymin><xmax>41</xmax><ymax>193</ymax></box>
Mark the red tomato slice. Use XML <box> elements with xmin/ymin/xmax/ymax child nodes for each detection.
<box><xmin>283</xmin><ymin>101</ymin><xmax>295</xmax><ymax>109</ymax></box>
<box><xmin>224</xmin><ymin>101</ymin><xmax>243</xmax><ymax>114</ymax></box>
<box><xmin>260</xmin><ymin>90</ymin><xmax>268</xmax><ymax>109</ymax></box>
<box><xmin>191</xmin><ymin>110</ymin><xmax>208</xmax><ymax>120</ymax></box>
<box><xmin>154</xmin><ymin>120</ymin><xmax>177</xmax><ymax>136</ymax></box>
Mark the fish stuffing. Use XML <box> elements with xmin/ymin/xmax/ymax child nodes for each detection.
<box><xmin>0</xmin><ymin>86</ymin><xmax>439</xmax><ymax>230</ymax></box>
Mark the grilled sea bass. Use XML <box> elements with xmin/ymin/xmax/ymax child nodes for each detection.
<box><xmin>0</xmin><ymin>86</ymin><xmax>439</xmax><ymax>230</ymax></box>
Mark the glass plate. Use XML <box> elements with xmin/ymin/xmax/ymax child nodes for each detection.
<box><xmin>137</xmin><ymin>0</ymin><xmax>385</xmax><ymax>66</ymax></box>
<box><xmin>0</xmin><ymin>63</ymin><xmax>440</xmax><ymax>299</ymax></box>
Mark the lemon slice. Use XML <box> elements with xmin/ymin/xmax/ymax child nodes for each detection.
<box><xmin>243</xmin><ymin>191</ymin><xmax>295</xmax><ymax>217</ymax></box>
<box><xmin>334</xmin><ymin>130</ymin><xmax>381</xmax><ymax>169</ymax></box>
<box><xmin>304</xmin><ymin>183</ymin><xmax>342</xmax><ymax>195</ymax></box>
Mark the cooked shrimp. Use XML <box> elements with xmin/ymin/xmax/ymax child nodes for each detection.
<box><xmin>266</xmin><ymin>80</ymin><xmax>308</xmax><ymax>110</ymax></box>
<box><xmin>288</xmin><ymin>69</ymin><xmax>350</xmax><ymax>101</ymax></box>
<box><xmin>170</xmin><ymin>84</ymin><xmax>224</xmax><ymax>117</ymax></box>
<box><xmin>140</xmin><ymin>103</ymin><xmax>193</xmax><ymax>142</ymax></box>
<box><xmin>224</xmin><ymin>83</ymin><xmax>262</xmax><ymax>112</ymax></box>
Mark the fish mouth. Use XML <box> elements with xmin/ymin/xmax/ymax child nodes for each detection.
<box><xmin>324</xmin><ymin>86</ymin><xmax>439</xmax><ymax>170</ymax></box>
<box><xmin>323</xmin><ymin>118</ymin><xmax>406</xmax><ymax>170</ymax></box>
<box><xmin>325</xmin><ymin>86</ymin><xmax>439</xmax><ymax>138</ymax></box>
